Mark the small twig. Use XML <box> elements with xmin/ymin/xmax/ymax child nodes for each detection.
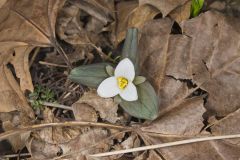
<box><xmin>0</xmin><ymin>121</ymin><xmax>131</xmax><ymax>141</ymax></box>
<box><xmin>63</xmin><ymin>85</ymin><xmax>80</xmax><ymax>99</ymax></box>
<box><xmin>39</xmin><ymin>61</ymin><xmax>68</xmax><ymax>68</ymax></box>
<box><xmin>0</xmin><ymin>153</ymin><xmax>31</xmax><ymax>159</ymax></box>
<box><xmin>42</xmin><ymin>101</ymin><xmax>73</xmax><ymax>110</ymax></box>
<box><xmin>89</xmin><ymin>134</ymin><xmax>240</xmax><ymax>157</ymax></box>
<box><xmin>28</xmin><ymin>100</ymin><xmax>72</xmax><ymax>110</ymax></box>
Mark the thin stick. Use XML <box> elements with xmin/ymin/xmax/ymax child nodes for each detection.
<box><xmin>28</xmin><ymin>100</ymin><xmax>72</xmax><ymax>110</ymax></box>
<box><xmin>42</xmin><ymin>101</ymin><xmax>73</xmax><ymax>110</ymax></box>
<box><xmin>39</xmin><ymin>61</ymin><xmax>68</xmax><ymax>68</ymax></box>
<box><xmin>89</xmin><ymin>134</ymin><xmax>240</xmax><ymax>157</ymax></box>
<box><xmin>0</xmin><ymin>153</ymin><xmax>31</xmax><ymax>159</ymax></box>
<box><xmin>0</xmin><ymin>122</ymin><xmax>131</xmax><ymax>141</ymax></box>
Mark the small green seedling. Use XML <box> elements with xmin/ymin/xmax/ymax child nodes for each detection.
<box><xmin>29</xmin><ymin>85</ymin><xmax>55</xmax><ymax>110</ymax></box>
<box><xmin>191</xmin><ymin>0</ymin><xmax>204</xmax><ymax>17</ymax></box>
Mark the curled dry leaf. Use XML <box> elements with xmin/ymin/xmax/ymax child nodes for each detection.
<box><xmin>72</xmin><ymin>90</ymin><xmax>119</xmax><ymax>123</ymax></box>
<box><xmin>56</xmin><ymin>0</ymin><xmax>113</xmax><ymax>62</ymax></box>
<box><xmin>0</xmin><ymin>64</ymin><xmax>34</xmax><ymax>117</ymax></box>
<box><xmin>115</xmin><ymin>0</ymin><xmax>159</xmax><ymax>43</ymax></box>
<box><xmin>139</xmin><ymin>0</ymin><xmax>190</xmax><ymax>17</ymax></box>
<box><xmin>30</xmin><ymin>128</ymin><xmax>111</xmax><ymax>160</ymax></box>
<box><xmin>169</xmin><ymin>0</ymin><xmax>191</xmax><ymax>23</ymax></box>
<box><xmin>111</xmin><ymin>133</ymin><xmax>141</xmax><ymax>159</ymax></box>
<box><xmin>38</xmin><ymin>108</ymin><xmax>80</xmax><ymax>144</ymax></box>
<box><xmin>69</xmin><ymin>0</ymin><xmax>114</xmax><ymax>25</ymax></box>
<box><xmin>11</xmin><ymin>46</ymin><xmax>35</xmax><ymax>92</ymax></box>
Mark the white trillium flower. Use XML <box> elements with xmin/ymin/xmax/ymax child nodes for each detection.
<box><xmin>97</xmin><ymin>58</ymin><xmax>138</xmax><ymax>101</ymax></box>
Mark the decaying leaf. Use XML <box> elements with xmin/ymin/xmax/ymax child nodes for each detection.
<box><xmin>2</xmin><ymin>121</ymin><xmax>30</xmax><ymax>152</ymax></box>
<box><xmin>0</xmin><ymin>0</ymin><xmax>66</xmax><ymax>113</ymax></box>
<box><xmin>181</xmin><ymin>11</ymin><xmax>240</xmax><ymax>116</ymax></box>
<box><xmin>38</xmin><ymin>108</ymin><xmax>80</xmax><ymax>144</ymax></box>
<box><xmin>138</xmin><ymin>10</ymin><xmax>240</xmax><ymax>159</ymax></box>
<box><xmin>115</xmin><ymin>0</ymin><xmax>159</xmax><ymax>43</ymax></box>
<box><xmin>141</xmin><ymin>97</ymin><xmax>206</xmax><ymax>136</ymax></box>
<box><xmin>10</xmin><ymin>46</ymin><xmax>35</xmax><ymax>92</ymax></box>
<box><xmin>210</xmin><ymin>108</ymin><xmax>240</xmax><ymax>145</ymax></box>
<box><xmin>139</xmin><ymin>0</ymin><xmax>190</xmax><ymax>17</ymax></box>
<box><xmin>169</xmin><ymin>0</ymin><xmax>192</xmax><ymax>23</ymax></box>
<box><xmin>29</xmin><ymin>127</ymin><xmax>111</xmax><ymax>160</ymax></box>
<box><xmin>140</xmin><ymin>11</ymin><xmax>240</xmax><ymax>117</ymax></box>
<box><xmin>0</xmin><ymin>65</ymin><xmax>34</xmax><ymax>116</ymax></box>
<box><xmin>0</xmin><ymin>0</ymin><xmax>66</xmax><ymax>47</ymax></box>
<box><xmin>72</xmin><ymin>90</ymin><xmax>119</xmax><ymax>123</ymax></box>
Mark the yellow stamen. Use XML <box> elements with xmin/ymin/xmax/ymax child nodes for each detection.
<box><xmin>117</xmin><ymin>77</ymin><xmax>128</xmax><ymax>89</ymax></box>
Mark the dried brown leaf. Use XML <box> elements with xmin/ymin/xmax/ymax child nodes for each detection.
<box><xmin>0</xmin><ymin>0</ymin><xmax>6</xmax><ymax>8</ymax></box>
<box><xmin>139</xmin><ymin>0</ymin><xmax>190</xmax><ymax>17</ymax></box>
<box><xmin>140</xmin><ymin>11</ymin><xmax>240</xmax><ymax>116</ymax></box>
<box><xmin>0</xmin><ymin>0</ymin><xmax>66</xmax><ymax>47</ymax></box>
<box><xmin>0</xmin><ymin>65</ymin><xmax>34</xmax><ymax>117</ymax></box>
<box><xmin>141</xmin><ymin>97</ymin><xmax>206</xmax><ymax>136</ymax></box>
<box><xmin>169</xmin><ymin>0</ymin><xmax>191</xmax><ymax>23</ymax></box>
<box><xmin>115</xmin><ymin>0</ymin><xmax>159</xmax><ymax>43</ymax></box>
<box><xmin>10</xmin><ymin>46</ymin><xmax>35</xmax><ymax>92</ymax></box>
<box><xmin>38</xmin><ymin>108</ymin><xmax>80</xmax><ymax>144</ymax></box>
<box><xmin>138</xmin><ymin>10</ymin><xmax>240</xmax><ymax>159</ymax></box>
<box><xmin>2</xmin><ymin>120</ymin><xmax>30</xmax><ymax>152</ymax></box>
<box><xmin>73</xmin><ymin>90</ymin><xmax>119</xmax><ymax>123</ymax></box>
<box><xmin>210</xmin><ymin>108</ymin><xmax>240</xmax><ymax>145</ymax></box>
<box><xmin>181</xmin><ymin>11</ymin><xmax>240</xmax><ymax>116</ymax></box>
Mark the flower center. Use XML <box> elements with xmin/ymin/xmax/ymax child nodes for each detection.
<box><xmin>117</xmin><ymin>77</ymin><xmax>128</xmax><ymax>89</ymax></box>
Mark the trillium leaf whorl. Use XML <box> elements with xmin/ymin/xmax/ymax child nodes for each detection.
<box><xmin>69</xmin><ymin>28</ymin><xmax>159</xmax><ymax>120</ymax></box>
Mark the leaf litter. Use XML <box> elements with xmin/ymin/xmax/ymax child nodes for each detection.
<box><xmin>0</xmin><ymin>0</ymin><xmax>240</xmax><ymax>159</ymax></box>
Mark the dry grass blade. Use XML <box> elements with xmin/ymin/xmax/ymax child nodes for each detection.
<box><xmin>89</xmin><ymin>134</ymin><xmax>240</xmax><ymax>157</ymax></box>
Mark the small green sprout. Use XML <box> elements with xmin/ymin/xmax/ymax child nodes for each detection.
<box><xmin>29</xmin><ymin>85</ymin><xmax>55</xmax><ymax>110</ymax></box>
<box><xmin>191</xmin><ymin>0</ymin><xmax>204</xmax><ymax>17</ymax></box>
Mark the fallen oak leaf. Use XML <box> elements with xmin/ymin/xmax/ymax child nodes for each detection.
<box><xmin>10</xmin><ymin>46</ymin><xmax>35</xmax><ymax>92</ymax></box>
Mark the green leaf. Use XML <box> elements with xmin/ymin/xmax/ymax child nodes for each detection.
<box><xmin>191</xmin><ymin>0</ymin><xmax>204</xmax><ymax>17</ymax></box>
<box><xmin>120</xmin><ymin>81</ymin><xmax>159</xmax><ymax>120</ymax></box>
<box><xmin>133</xmin><ymin>76</ymin><xmax>146</xmax><ymax>85</ymax></box>
<box><xmin>69</xmin><ymin>63</ymin><xmax>110</xmax><ymax>88</ymax></box>
<box><xmin>106</xmin><ymin>65</ymin><xmax>114</xmax><ymax>76</ymax></box>
<box><xmin>114</xmin><ymin>95</ymin><xmax>122</xmax><ymax>103</ymax></box>
<box><xmin>122</xmin><ymin>28</ymin><xmax>139</xmax><ymax>73</ymax></box>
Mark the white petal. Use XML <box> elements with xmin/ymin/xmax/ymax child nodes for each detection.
<box><xmin>97</xmin><ymin>77</ymin><xmax>120</xmax><ymax>98</ymax></box>
<box><xmin>119</xmin><ymin>82</ymin><xmax>138</xmax><ymax>101</ymax></box>
<box><xmin>115</xmin><ymin>58</ymin><xmax>135</xmax><ymax>81</ymax></box>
